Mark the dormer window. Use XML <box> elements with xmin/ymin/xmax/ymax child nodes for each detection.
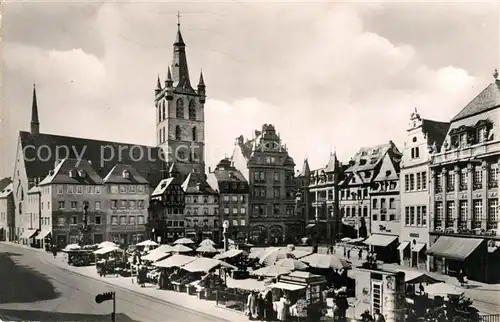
<box><xmin>69</xmin><ymin>170</ymin><xmax>76</xmax><ymax>178</ymax></box>
<box><xmin>78</xmin><ymin>170</ymin><xmax>86</xmax><ymax>178</ymax></box>
<box><xmin>477</xmin><ymin>127</ymin><xmax>487</xmax><ymax>143</ymax></box>
<box><xmin>459</xmin><ymin>133</ymin><xmax>468</xmax><ymax>147</ymax></box>
<box><xmin>365</xmin><ymin>171</ymin><xmax>371</xmax><ymax>178</ymax></box>
<box><xmin>386</xmin><ymin>170</ymin><xmax>391</xmax><ymax>177</ymax></box>
<box><xmin>359</xmin><ymin>159</ymin><xmax>367</xmax><ymax>166</ymax></box>
<box><xmin>122</xmin><ymin>170</ymin><xmax>130</xmax><ymax>179</ymax></box>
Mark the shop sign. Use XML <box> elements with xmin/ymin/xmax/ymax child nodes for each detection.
<box><xmin>111</xmin><ymin>210</ymin><xmax>145</xmax><ymax>215</ymax></box>
<box><xmin>280</xmin><ymin>275</ymin><xmax>325</xmax><ymax>285</ymax></box>
<box><xmin>409</xmin><ymin>233</ymin><xmax>419</xmax><ymax>238</ymax></box>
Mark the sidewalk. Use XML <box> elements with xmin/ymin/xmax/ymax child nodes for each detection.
<box><xmin>2</xmin><ymin>242</ymin><xmax>245</xmax><ymax>322</ymax></box>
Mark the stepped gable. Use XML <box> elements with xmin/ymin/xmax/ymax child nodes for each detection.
<box><xmin>19</xmin><ymin>131</ymin><xmax>166</xmax><ymax>187</ymax></box>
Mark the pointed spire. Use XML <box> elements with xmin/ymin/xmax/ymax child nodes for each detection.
<box><xmin>299</xmin><ymin>158</ymin><xmax>310</xmax><ymax>177</ymax></box>
<box><xmin>155</xmin><ymin>74</ymin><xmax>162</xmax><ymax>93</ymax></box>
<box><xmin>30</xmin><ymin>83</ymin><xmax>40</xmax><ymax>135</ymax></box>
<box><xmin>165</xmin><ymin>66</ymin><xmax>173</xmax><ymax>87</ymax></box>
<box><xmin>171</xmin><ymin>13</ymin><xmax>191</xmax><ymax>89</ymax></box>
<box><xmin>174</xmin><ymin>11</ymin><xmax>185</xmax><ymax>46</ymax></box>
<box><xmin>198</xmin><ymin>70</ymin><xmax>205</xmax><ymax>87</ymax></box>
<box><xmin>494</xmin><ymin>68</ymin><xmax>499</xmax><ymax>81</ymax></box>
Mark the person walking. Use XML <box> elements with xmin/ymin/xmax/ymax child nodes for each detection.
<box><xmin>374</xmin><ymin>309</ymin><xmax>385</xmax><ymax>322</ymax></box>
<box><xmin>347</xmin><ymin>248</ymin><xmax>351</xmax><ymax>259</ymax></box>
<box><xmin>358</xmin><ymin>248</ymin><xmax>363</xmax><ymax>260</ymax></box>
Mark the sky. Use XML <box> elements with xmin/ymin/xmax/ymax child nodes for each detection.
<box><xmin>1</xmin><ymin>0</ymin><xmax>499</xmax><ymax>178</ymax></box>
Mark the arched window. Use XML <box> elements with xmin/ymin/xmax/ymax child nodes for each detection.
<box><xmin>158</xmin><ymin>104</ymin><xmax>162</xmax><ymax>123</ymax></box>
<box><xmin>192</xmin><ymin>126</ymin><xmax>197</xmax><ymax>141</ymax></box>
<box><xmin>189</xmin><ymin>100</ymin><xmax>196</xmax><ymax>120</ymax></box>
<box><xmin>158</xmin><ymin>128</ymin><xmax>162</xmax><ymax>143</ymax></box>
<box><xmin>162</xmin><ymin>101</ymin><xmax>166</xmax><ymax>120</ymax></box>
<box><xmin>162</xmin><ymin>126</ymin><xmax>166</xmax><ymax>142</ymax></box>
<box><xmin>175</xmin><ymin>125</ymin><xmax>181</xmax><ymax>140</ymax></box>
<box><xmin>176</xmin><ymin>99</ymin><xmax>184</xmax><ymax>118</ymax></box>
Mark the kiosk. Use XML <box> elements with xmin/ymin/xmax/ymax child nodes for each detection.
<box><xmin>356</xmin><ymin>267</ymin><xmax>406</xmax><ymax>322</ymax></box>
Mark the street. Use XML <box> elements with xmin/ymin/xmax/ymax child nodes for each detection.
<box><xmin>0</xmin><ymin>243</ymin><xmax>223</xmax><ymax>322</ymax></box>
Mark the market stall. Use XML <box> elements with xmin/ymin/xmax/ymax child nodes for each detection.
<box><xmin>274</xmin><ymin>271</ymin><xmax>327</xmax><ymax>320</ymax></box>
<box><xmin>154</xmin><ymin>255</ymin><xmax>197</xmax><ymax>292</ymax></box>
<box><xmin>180</xmin><ymin>257</ymin><xmax>236</xmax><ymax>297</ymax></box>
<box><xmin>94</xmin><ymin>246</ymin><xmax>128</xmax><ymax>276</ymax></box>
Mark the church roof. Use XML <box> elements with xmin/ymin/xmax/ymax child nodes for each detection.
<box><xmin>451</xmin><ymin>80</ymin><xmax>500</xmax><ymax>121</ymax></box>
<box><xmin>103</xmin><ymin>164</ymin><xmax>149</xmax><ymax>184</ymax></box>
<box><xmin>19</xmin><ymin>131</ymin><xmax>165</xmax><ymax>187</ymax></box>
<box><xmin>0</xmin><ymin>177</ymin><xmax>12</xmax><ymax>192</ymax></box>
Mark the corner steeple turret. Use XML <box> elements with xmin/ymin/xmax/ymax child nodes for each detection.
<box><xmin>197</xmin><ymin>71</ymin><xmax>206</xmax><ymax>103</ymax></box>
<box><xmin>30</xmin><ymin>83</ymin><xmax>40</xmax><ymax>135</ymax></box>
<box><xmin>171</xmin><ymin>12</ymin><xmax>192</xmax><ymax>90</ymax></box>
<box><xmin>155</xmin><ymin>75</ymin><xmax>162</xmax><ymax>95</ymax></box>
<box><xmin>165</xmin><ymin>67</ymin><xmax>173</xmax><ymax>100</ymax></box>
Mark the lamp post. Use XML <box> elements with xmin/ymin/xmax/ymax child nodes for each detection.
<box><xmin>79</xmin><ymin>201</ymin><xmax>91</xmax><ymax>246</ymax></box>
<box><xmin>223</xmin><ymin>220</ymin><xmax>229</xmax><ymax>252</ymax></box>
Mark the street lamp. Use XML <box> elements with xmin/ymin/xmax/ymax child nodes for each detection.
<box><xmin>222</xmin><ymin>220</ymin><xmax>229</xmax><ymax>252</ymax></box>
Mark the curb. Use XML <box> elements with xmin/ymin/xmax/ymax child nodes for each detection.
<box><xmin>1</xmin><ymin>242</ymin><xmax>239</xmax><ymax>321</ymax></box>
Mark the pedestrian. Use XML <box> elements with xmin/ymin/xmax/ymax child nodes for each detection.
<box><xmin>347</xmin><ymin>249</ymin><xmax>351</xmax><ymax>259</ymax></box>
<box><xmin>358</xmin><ymin>248</ymin><xmax>363</xmax><ymax>260</ymax></box>
<box><xmin>257</xmin><ymin>293</ymin><xmax>265</xmax><ymax>320</ymax></box>
<box><xmin>343</xmin><ymin>247</ymin><xmax>346</xmax><ymax>257</ymax></box>
<box><xmin>374</xmin><ymin>309</ymin><xmax>385</xmax><ymax>322</ymax></box>
<box><xmin>329</xmin><ymin>245</ymin><xmax>334</xmax><ymax>255</ymax></box>
<box><xmin>419</xmin><ymin>283</ymin><xmax>424</xmax><ymax>295</ymax></box>
<box><xmin>265</xmin><ymin>289</ymin><xmax>274</xmax><ymax>321</ymax></box>
<box><xmin>52</xmin><ymin>245</ymin><xmax>57</xmax><ymax>258</ymax></box>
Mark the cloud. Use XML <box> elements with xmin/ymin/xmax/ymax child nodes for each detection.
<box><xmin>1</xmin><ymin>2</ymin><xmax>496</xmax><ymax>178</ymax></box>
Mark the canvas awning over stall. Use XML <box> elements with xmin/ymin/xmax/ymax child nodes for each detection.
<box><xmin>426</xmin><ymin>236</ymin><xmax>483</xmax><ymax>261</ymax></box>
<box><xmin>412</xmin><ymin>243</ymin><xmax>426</xmax><ymax>253</ymax></box>
<box><xmin>271</xmin><ymin>282</ymin><xmax>306</xmax><ymax>291</ymax></box>
<box><xmin>21</xmin><ymin>229</ymin><xmax>37</xmax><ymax>239</ymax></box>
<box><xmin>364</xmin><ymin>234</ymin><xmax>398</xmax><ymax>247</ymax></box>
<box><xmin>35</xmin><ymin>229</ymin><xmax>51</xmax><ymax>240</ymax></box>
<box><xmin>397</xmin><ymin>241</ymin><xmax>410</xmax><ymax>251</ymax></box>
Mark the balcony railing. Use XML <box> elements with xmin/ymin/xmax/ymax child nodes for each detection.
<box><xmin>431</xmin><ymin>226</ymin><xmax>498</xmax><ymax>237</ymax></box>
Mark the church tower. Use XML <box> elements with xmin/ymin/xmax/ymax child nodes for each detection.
<box><xmin>155</xmin><ymin>14</ymin><xmax>206</xmax><ymax>178</ymax></box>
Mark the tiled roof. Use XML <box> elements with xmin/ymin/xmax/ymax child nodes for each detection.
<box><xmin>421</xmin><ymin>119</ymin><xmax>450</xmax><ymax>149</ymax></box>
<box><xmin>181</xmin><ymin>172</ymin><xmax>217</xmax><ymax>195</ymax></box>
<box><xmin>451</xmin><ymin>80</ymin><xmax>500</xmax><ymax>121</ymax></box>
<box><xmin>39</xmin><ymin>159</ymin><xmax>103</xmax><ymax>185</ymax></box>
<box><xmin>346</xmin><ymin>142</ymin><xmax>398</xmax><ymax>172</ymax></box>
<box><xmin>0</xmin><ymin>177</ymin><xmax>12</xmax><ymax>191</ymax></box>
<box><xmin>151</xmin><ymin>178</ymin><xmax>175</xmax><ymax>196</ymax></box>
<box><xmin>0</xmin><ymin>183</ymin><xmax>13</xmax><ymax>198</ymax></box>
<box><xmin>103</xmin><ymin>164</ymin><xmax>149</xmax><ymax>184</ymax></box>
<box><xmin>19</xmin><ymin>131</ymin><xmax>166</xmax><ymax>187</ymax></box>
<box><xmin>297</xmin><ymin>159</ymin><xmax>310</xmax><ymax>177</ymax></box>
<box><xmin>27</xmin><ymin>185</ymin><xmax>41</xmax><ymax>194</ymax></box>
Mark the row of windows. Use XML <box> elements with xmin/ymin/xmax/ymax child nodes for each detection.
<box><xmin>185</xmin><ymin>207</ymin><xmax>219</xmax><ymax>215</ymax></box>
<box><xmin>186</xmin><ymin>195</ymin><xmax>218</xmax><ymax>204</ymax></box>
<box><xmin>110</xmin><ymin>200</ymin><xmax>146</xmax><ymax>210</ymax></box>
<box><xmin>56</xmin><ymin>214</ymin><xmax>145</xmax><ymax>226</ymax></box>
<box><xmin>231</xmin><ymin>219</ymin><xmax>246</xmax><ymax>226</ymax></box>
<box><xmin>404</xmin><ymin>206</ymin><xmax>427</xmax><ymax>227</ymax></box>
<box><xmin>341</xmin><ymin>188</ymin><xmax>369</xmax><ymax>200</ymax></box>
<box><xmin>404</xmin><ymin>172</ymin><xmax>427</xmax><ymax>192</ymax></box>
<box><xmin>158</xmin><ymin>126</ymin><xmax>198</xmax><ymax>144</ymax></box>
<box><xmin>372</xmin><ymin>213</ymin><xmax>397</xmax><ymax>222</ymax></box>
<box><xmin>222</xmin><ymin>195</ymin><xmax>246</xmax><ymax>203</ymax></box>
<box><xmin>185</xmin><ymin>218</ymin><xmax>219</xmax><ymax>228</ymax></box>
<box><xmin>223</xmin><ymin>207</ymin><xmax>246</xmax><ymax>215</ymax></box>
<box><xmin>435</xmin><ymin>199</ymin><xmax>499</xmax><ymax>222</ymax></box>
<box><xmin>41</xmin><ymin>216</ymin><xmax>51</xmax><ymax>226</ymax></box>
<box><xmin>110</xmin><ymin>215</ymin><xmax>145</xmax><ymax>226</ymax></box>
<box><xmin>342</xmin><ymin>207</ymin><xmax>368</xmax><ymax>217</ymax></box>
<box><xmin>410</xmin><ymin>146</ymin><xmax>420</xmax><ymax>160</ymax></box>
<box><xmin>252</xmin><ymin>205</ymin><xmax>295</xmax><ymax>217</ymax></box>
<box><xmin>436</xmin><ymin>165</ymin><xmax>498</xmax><ymax>193</ymax></box>
<box><xmin>54</xmin><ymin>184</ymin><xmax>147</xmax><ymax>195</ymax></box>
<box><xmin>157</xmin><ymin>98</ymin><xmax>197</xmax><ymax>122</ymax></box>
<box><xmin>372</xmin><ymin>198</ymin><xmax>396</xmax><ymax>209</ymax></box>
<box><xmin>312</xmin><ymin>190</ymin><xmax>335</xmax><ymax>201</ymax></box>
<box><xmin>0</xmin><ymin>212</ymin><xmax>7</xmax><ymax>221</ymax></box>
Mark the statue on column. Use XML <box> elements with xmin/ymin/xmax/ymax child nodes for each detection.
<box><xmin>79</xmin><ymin>201</ymin><xmax>92</xmax><ymax>246</ymax></box>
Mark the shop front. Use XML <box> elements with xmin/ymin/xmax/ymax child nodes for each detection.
<box><xmin>427</xmin><ymin>235</ymin><xmax>488</xmax><ymax>282</ymax></box>
<box><xmin>108</xmin><ymin>208</ymin><xmax>147</xmax><ymax>246</ymax></box>
<box><xmin>35</xmin><ymin>228</ymin><xmax>52</xmax><ymax>250</ymax></box>
<box><xmin>20</xmin><ymin>229</ymin><xmax>38</xmax><ymax>246</ymax></box>
<box><xmin>364</xmin><ymin>233</ymin><xmax>399</xmax><ymax>263</ymax></box>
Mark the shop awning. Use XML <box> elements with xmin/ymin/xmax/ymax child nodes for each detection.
<box><xmin>306</xmin><ymin>223</ymin><xmax>316</xmax><ymax>229</ymax></box>
<box><xmin>35</xmin><ymin>229</ymin><xmax>51</xmax><ymax>240</ymax></box>
<box><xmin>21</xmin><ymin>229</ymin><xmax>37</xmax><ymax>239</ymax></box>
<box><xmin>397</xmin><ymin>269</ymin><xmax>442</xmax><ymax>284</ymax></box>
<box><xmin>181</xmin><ymin>257</ymin><xmax>236</xmax><ymax>273</ymax></box>
<box><xmin>271</xmin><ymin>282</ymin><xmax>306</xmax><ymax>291</ymax></box>
<box><xmin>364</xmin><ymin>234</ymin><xmax>398</xmax><ymax>247</ymax></box>
<box><xmin>426</xmin><ymin>236</ymin><xmax>484</xmax><ymax>261</ymax></box>
<box><xmin>412</xmin><ymin>243</ymin><xmax>426</xmax><ymax>253</ymax></box>
<box><xmin>154</xmin><ymin>254</ymin><xmax>196</xmax><ymax>268</ymax></box>
<box><xmin>397</xmin><ymin>241</ymin><xmax>410</xmax><ymax>251</ymax></box>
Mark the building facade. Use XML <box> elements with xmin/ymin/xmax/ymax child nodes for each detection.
<box><xmin>149</xmin><ymin>163</ymin><xmax>186</xmax><ymax>243</ymax></box>
<box><xmin>399</xmin><ymin>109</ymin><xmax>450</xmax><ymax>269</ymax></box>
<box><xmin>0</xmin><ymin>182</ymin><xmax>14</xmax><ymax>241</ymax></box>
<box><xmin>155</xmin><ymin>23</ymin><xmax>206</xmax><ymax>178</ymax></box>
<box><xmin>307</xmin><ymin>152</ymin><xmax>341</xmax><ymax>243</ymax></box>
<box><xmin>295</xmin><ymin>159</ymin><xmax>311</xmax><ymax>240</ymax></box>
<box><xmin>104</xmin><ymin>165</ymin><xmax>150</xmax><ymax>246</ymax></box>
<box><xmin>38</xmin><ymin>159</ymin><xmax>106</xmax><ymax>248</ymax></box>
<box><xmin>232</xmin><ymin>124</ymin><xmax>300</xmax><ymax>244</ymax></box>
<box><xmin>182</xmin><ymin>172</ymin><xmax>219</xmax><ymax>243</ymax></box>
<box><xmin>24</xmin><ymin>186</ymin><xmax>41</xmax><ymax>246</ymax></box>
<box><xmin>339</xmin><ymin>142</ymin><xmax>401</xmax><ymax>239</ymax></box>
<box><xmin>207</xmin><ymin>158</ymin><xmax>249</xmax><ymax>243</ymax></box>
<box><xmin>428</xmin><ymin>76</ymin><xmax>500</xmax><ymax>282</ymax></box>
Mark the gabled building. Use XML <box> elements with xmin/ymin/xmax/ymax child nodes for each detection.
<box><xmin>182</xmin><ymin>171</ymin><xmax>219</xmax><ymax>243</ymax></box>
<box><xmin>0</xmin><ymin>181</ymin><xmax>14</xmax><ymax>241</ymax></box>
<box><xmin>340</xmin><ymin>141</ymin><xmax>402</xmax><ymax>239</ymax></box>
<box><xmin>38</xmin><ymin>158</ymin><xmax>105</xmax><ymax>247</ymax></box>
<box><xmin>23</xmin><ymin>185</ymin><xmax>41</xmax><ymax>247</ymax></box>
<box><xmin>103</xmin><ymin>164</ymin><xmax>150</xmax><ymax>245</ymax></box>
<box><xmin>12</xmin><ymin>85</ymin><xmax>166</xmax><ymax>241</ymax></box>
<box><xmin>232</xmin><ymin>124</ymin><xmax>300</xmax><ymax>244</ymax></box>
<box><xmin>427</xmin><ymin>73</ymin><xmax>500</xmax><ymax>282</ymax></box>
<box><xmin>295</xmin><ymin>159</ymin><xmax>311</xmax><ymax>239</ymax></box>
<box><xmin>307</xmin><ymin>152</ymin><xmax>342</xmax><ymax>243</ymax></box>
<box><xmin>399</xmin><ymin>108</ymin><xmax>449</xmax><ymax>269</ymax></box>
<box><xmin>149</xmin><ymin>163</ymin><xmax>186</xmax><ymax>243</ymax></box>
<box><xmin>207</xmin><ymin>158</ymin><xmax>249</xmax><ymax>243</ymax></box>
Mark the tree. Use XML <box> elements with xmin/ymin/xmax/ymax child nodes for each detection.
<box><xmin>447</xmin><ymin>295</ymin><xmax>479</xmax><ymax>322</ymax></box>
